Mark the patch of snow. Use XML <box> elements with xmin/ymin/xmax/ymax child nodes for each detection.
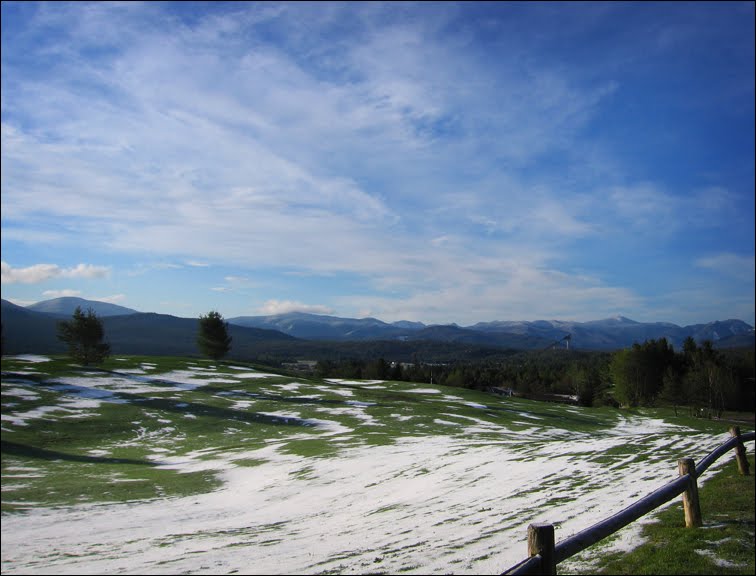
<box><xmin>277</xmin><ymin>382</ymin><xmax>303</xmax><ymax>391</ymax></box>
<box><xmin>2</xmin><ymin>388</ymin><xmax>40</xmax><ymax>400</ymax></box>
<box><xmin>232</xmin><ymin>372</ymin><xmax>279</xmax><ymax>379</ymax></box>
<box><xmin>231</xmin><ymin>401</ymin><xmax>255</xmax><ymax>410</ymax></box>
<box><xmin>5</xmin><ymin>355</ymin><xmax>51</xmax><ymax>363</ymax></box>
<box><xmin>391</xmin><ymin>413</ymin><xmax>414</xmax><ymax>421</ymax></box>
<box><xmin>694</xmin><ymin>549</ymin><xmax>745</xmax><ymax>568</ymax></box>
<box><xmin>149</xmin><ymin>370</ymin><xmax>239</xmax><ymax>388</ymax></box>
<box><xmin>464</xmin><ymin>402</ymin><xmax>487</xmax><ymax>409</ymax></box>
<box><xmin>2</xmin><ymin>404</ymin><xmax>96</xmax><ymax>426</ymax></box>
<box><xmin>317</xmin><ymin>385</ymin><xmax>354</xmax><ymax>397</ymax></box>
<box><xmin>517</xmin><ymin>411</ymin><xmax>543</xmax><ymax>420</ymax></box>
<box><xmin>2</xmin><ymin>369</ymin><xmax>42</xmax><ymax>376</ymax></box>
<box><xmin>326</xmin><ymin>379</ymin><xmax>385</xmax><ymax>386</ymax></box>
<box><xmin>4</xmin><ymin>426</ymin><xmax>729</xmax><ymax>576</ymax></box>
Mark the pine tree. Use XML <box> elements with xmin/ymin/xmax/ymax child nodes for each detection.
<box><xmin>57</xmin><ymin>306</ymin><xmax>111</xmax><ymax>365</ymax></box>
<box><xmin>197</xmin><ymin>311</ymin><xmax>232</xmax><ymax>360</ymax></box>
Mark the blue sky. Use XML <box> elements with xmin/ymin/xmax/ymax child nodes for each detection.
<box><xmin>2</xmin><ymin>1</ymin><xmax>754</xmax><ymax>326</ymax></box>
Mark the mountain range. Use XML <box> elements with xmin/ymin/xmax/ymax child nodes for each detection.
<box><xmin>226</xmin><ymin>311</ymin><xmax>754</xmax><ymax>350</ymax></box>
<box><xmin>2</xmin><ymin>297</ymin><xmax>753</xmax><ymax>359</ymax></box>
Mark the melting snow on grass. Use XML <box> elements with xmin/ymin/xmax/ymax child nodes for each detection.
<box><xmin>0</xmin><ymin>357</ymin><xmax>740</xmax><ymax>575</ymax></box>
<box><xmin>1</xmin><ymin>419</ymin><xmax>730</xmax><ymax>575</ymax></box>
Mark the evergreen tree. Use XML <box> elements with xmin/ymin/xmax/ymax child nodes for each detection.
<box><xmin>609</xmin><ymin>348</ymin><xmax>639</xmax><ymax>406</ymax></box>
<box><xmin>610</xmin><ymin>339</ymin><xmax>675</xmax><ymax>406</ymax></box>
<box><xmin>390</xmin><ymin>360</ymin><xmax>403</xmax><ymax>381</ymax></box>
<box><xmin>684</xmin><ymin>340</ymin><xmax>732</xmax><ymax>418</ymax></box>
<box><xmin>197</xmin><ymin>311</ymin><xmax>232</xmax><ymax>360</ymax></box>
<box><xmin>659</xmin><ymin>365</ymin><xmax>685</xmax><ymax>415</ymax></box>
<box><xmin>57</xmin><ymin>306</ymin><xmax>110</xmax><ymax>365</ymax></box>
<box><xmin>364</xmin><ymin>357</ymin><xmax>390</xmax><ymax>380</ymax></box>
<box><xmin>567</xmin><ymin>362</ymin><xmax>602</xmax><ymax>407</ymax></box>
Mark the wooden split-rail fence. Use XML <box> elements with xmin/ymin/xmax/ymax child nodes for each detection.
<box><xmin>501</xmin><ymin>426</ymin><xmax>754</xmax><ymax>575</ymax></box>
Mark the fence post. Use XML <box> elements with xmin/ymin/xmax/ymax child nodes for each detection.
<box><xmin>729</xmin><ymin>426</ymin><xmax>750</xmax><ymax>476</ymax></box>
<box><xmin>527</xmin><ymin>523</ymin><xmax>556</xmax><ymax>575</ymax></box>
<box><xmin>678</xmin><ymin>458</ymin><xmax>702</xmax><ymax>527</ymax></box>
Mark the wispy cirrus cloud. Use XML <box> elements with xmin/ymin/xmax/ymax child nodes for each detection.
<box><xmin>2</xmin><ymin>1</ymin><xmax>610</xmax><ymax>261</ymax></box>
<box><xmin>607</xmin><ymin>183</ymin><xmax>741</xmax><ymax>234</ymax></box>
<box><xmin>1</xmin><ymin>2</ymin><xmax>752</xmax><ymax>325</ymax></box>
<box><xmin>695</xmin><ymin>253</ymin><xmax>756</xmax><ymax>282</ymax></box>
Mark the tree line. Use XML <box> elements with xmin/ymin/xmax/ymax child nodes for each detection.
<box><xmin>50</xmin><ymin>307</ymin><xmax>754</xmax><ymax>415</ymax></box>
<box><xmin>314</xmin><ymin>350</ymin><xmax>614</xmax><ymax>407</ymax></box>
<box><xmin>314</xmin><ymin>339</ymin><xmax>754</xmax><ymax>414</ymax></box>
<box><xmin>610</xmin><ymin>337</ymin><xmax>754</xmax><ymax>417</ymax></box>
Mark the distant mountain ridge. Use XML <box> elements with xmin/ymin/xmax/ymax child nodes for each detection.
<box><xmin>26</xmin><ymin>297</ymin><xmax>139</xmax><ymax>317</ymax></box>
<box><xmin>2</xmin><ymin>297</ymin><xmax>753</xmax><ymax>356</ymax></box>
<box><xmin>227</xmin><ymin>310</ymin><xmax>754</xmax><ymax>350</ymax></box>
<box><xmin>1</xmin><ymin>299</ymin><xmax>296</xmax><ymax>358</ymax></box>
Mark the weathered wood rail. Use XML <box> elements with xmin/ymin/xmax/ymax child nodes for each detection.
<box><xmin>501</xmin><ymin>426</ymin><xmax>754</xmax><ymax>575</ymax></box>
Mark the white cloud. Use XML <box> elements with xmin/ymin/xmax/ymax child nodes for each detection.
<box><xmin>2</xmin><ymin>262</ymin><xmax>60</xmax><ymax>285</ymax></box>
<box><xmin>4</xmin><ymin>297</ymin><xmax>38</xmax><ymax>307</ymax></box>
<box><xmin>1</xmin><ymin>261</ymin><xmax>110</xmax><ymax>284</ymax></box>
<box><xmin>126</xmin><ymin>262</ymin><xmax>185</xmax><ymax>277</ymax></box>
<box><xmin>61</xmin><ymin>264</ymin><xmax>111</xmax><ymax>280</ymax></box>
<box><xmin>695</xmin><ymin>253</ymin><xmax>756</xmax><ymax>282</ymax></box>
<box><xmin>2</xmin><ymin>3</ymin><xmax>751</xmax><ymax>325</ymax></box>
<box><xmin>95</xmin><ymin>294</ymin><xmax>127</xmax><ymax>305</ymax></box>
<box><xmin>42</xmin><ymin>289</ymin><xmax>82</xmax><ymax>298</ymax></box>
<box><xmin>259</xmin><ymin>300</ymin><xmax>335</xmax><ymax>316</ymax></box>
<box><xmin>341</xmin><ymin>266</ymin><xmax>644</xmax><ymax>326</ymax></box>
<box><xmin>38</xmin><ymin>290</ymin><xmax>126</xmax><ymax>305</ymax></box>
<box><xmin>0</xmin><ymin>1</ymin><xmax>607</xmax><ymax>264</ymax></box>
<box><xmin>608</xmin><ymin>183</ymin><xmax>675</xmax><ymax>228</ymax></box>
<box><xmin>224</xmin><ymin>276</ymin><xmax>249</xmax><ymax>284</ymax></box>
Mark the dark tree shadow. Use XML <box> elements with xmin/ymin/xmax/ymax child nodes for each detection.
<box><xmin>1</xmin><ymin>440</ymin><xmax>157</xmax><ymax>466</ymax></box>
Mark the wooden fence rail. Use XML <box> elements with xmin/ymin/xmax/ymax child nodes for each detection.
<box><xmin>501</xmin><ymin>427</ymin><xmax>755</xmax><ymax>575</ymax></box>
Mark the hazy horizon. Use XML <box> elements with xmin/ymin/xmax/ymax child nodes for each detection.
<box><xmin>6</xmin><ymin>294</ymin><xmax>754</xmax><ymax>329</ymax></box>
